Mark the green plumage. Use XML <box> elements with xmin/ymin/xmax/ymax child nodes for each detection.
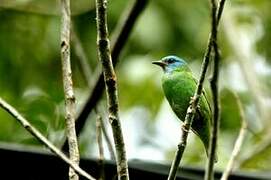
<box><xmin>153</xmin><ymin>55</ymin><xmax>212</xmax><ymax>157</ymax></box>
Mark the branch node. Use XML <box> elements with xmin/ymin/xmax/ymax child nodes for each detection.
<box><xmin>178</xmin><ymin>142</ymin><xmax>186</xmax><ymax>149</ymax></box>
<box><xmin>98</xmin><ymin>39</ymin><xmax>109</xmax><ymax>47</ymax></box>
<box><xmin>109</xmin><ymin>115</ymin><xmax>118</xmax><ymax>126</ymax></box>
<box><xmin>105</xmin><ymin>76</ymin><xmax>117</xmax><ymax>87</ymax></box>
<box><xmin>61</xmin><ymin>41</ymin><xmax>67</xmax><ymax>48</ymax></box>
<box><xmin>181</xmin><ymin>124</ymin><xmax>190</xmax><ymax>133</ymax></box>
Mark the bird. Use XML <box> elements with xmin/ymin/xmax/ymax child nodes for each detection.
<box><xmin>152</xmin><ymin>55</ymin><xmax>212</xmax><ymax>157</ymax></box>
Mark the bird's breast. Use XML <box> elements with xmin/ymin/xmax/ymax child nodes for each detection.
<box><xmin>162</xmin><ymin>72</ymin><xmax>196</xmax><ymax>121</ymax></box>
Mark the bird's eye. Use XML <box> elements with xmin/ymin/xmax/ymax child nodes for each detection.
<box><xmin>167</xmin><ymin>58</ymin><xmax>174</xmax><ymax>64</ymax></box>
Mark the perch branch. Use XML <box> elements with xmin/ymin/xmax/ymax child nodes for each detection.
<box><xmin>60</xmin><ymin>0</ymin><xmax>80</xmax><ymax>179</ymax></box>
<box><xmin>204</xmin><ymin>0</ymin><xmax>221</xmax><ymax>179</ymax></box>
<box><xmin>0</xmin><ymin>98</ymin><xmax>95</xmax><ymax>180</ymax></box>
<box><xmin>167</xmin><ymin>1</ymin><xmax>226</xmax><ymax>179</ymax></box>
<box><xmin>221</xmin><ymin>94</ymin><xmax>247</xmax><ymax>180</ymax></box>
<box><xmin>95</xmin><ymin>0</ymin><xmax>129</xmax><ymax>179</ymax></box>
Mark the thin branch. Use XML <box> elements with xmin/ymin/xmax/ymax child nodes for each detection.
<box><xmin>221</xmin><ymin>94</ymin><xmax>247</xmax><ymax>180</ymax></box>
<box><xmin>73</xmin><ymin>0</ymin><xmax>148</xmax><ymax>138</ymax></box>
<box><xmin>95</xmin><ymin>0</ymin><xmax>129</xmax><ymax>179</ymax></box>
<box><xmin>204</xmin><ymin>0</ymin><xmax>220</xmax><ymax>179</ymax></box>
<box><xmin>216</xmin><ymin>0</ymin><xmax>226</xmax><ymax>25</ymax></box>
<box><xmin>96</xmin><ymin>115</ymin><xmax>105</xmax><ymax>180</ymax></box>
<box><xmin>98</xmin><ymin>109</ymin><xmax>116</xmax><ymax>161</ymax></box>
<box><xmin>0</xmin><ymin>98</ymin><xmax>95</xmax><ymax>180</ymax></box>
<box><xmin>167</xmin><ymin>1</ymin><xmax>226</xmax><ymax>179</ymax></box>
<box><xmin>60</xmin><ymin>0</ymin><xmax>80</xmax><ymax>179</ymax></box>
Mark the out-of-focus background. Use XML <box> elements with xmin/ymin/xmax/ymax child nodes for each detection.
<box><xmin>0</xmin><ymin>0</ymin><xmax>271</xmax><ymax>173</ymax></box>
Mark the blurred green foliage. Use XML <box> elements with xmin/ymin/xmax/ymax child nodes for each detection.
<box><xmin>241</xmin><ymin>142</ymin><xmax>271</xmax><ymax>171</ymax></box>
<box><xmin>220</xmin><ymin>88</ymin><xmax>241</xmax><ymax>132</ymax></box>
<box><xmin>0</xmin><ymin>0</ymin><xmax>271</xmax><ymax>173</ymax></box>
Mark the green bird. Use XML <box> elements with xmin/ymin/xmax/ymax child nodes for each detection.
<box><xmin>153</xmin><ymin>55</ymin><xmax>212</xmax><ymax>157</ymax></box>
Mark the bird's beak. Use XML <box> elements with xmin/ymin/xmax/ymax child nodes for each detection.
<box><xmin>152</xmin><ymin>60</ymin><xmax>167</xmax><ymax>68</ymax></box>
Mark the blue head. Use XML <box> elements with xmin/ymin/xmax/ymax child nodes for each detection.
<box><xmin>152</xmin><ymin>55</ymin><xmax>187</xmax><ymax>73</ymax></box>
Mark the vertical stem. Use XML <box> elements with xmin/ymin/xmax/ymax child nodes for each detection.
<box><xmin>216</xmin><ymin>0</ymin><xmax>226</xmax><ymax>25</ymax></box>
<box><xmin>95</xmin><ymin>0</ymin><xmax>129</xmax><ymax>180</ymax></box>
<box><xmin>204</xmin><ymin>0</ymin><xmax>220</xmax><ymax>179</ymax></box>
<box><xmin>60</xmin><ymin>0</ymin><xmax>80</xmax><ymax>179</ymax></box>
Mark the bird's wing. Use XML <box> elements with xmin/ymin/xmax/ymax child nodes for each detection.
<box><xmin>191</xmin><ymin>77</ymin><xmax>212</xmax><ymax>123</ymax></box>
<box><xmin>193</xmin><ymin>77</ymin><xmax>213</xmax><ymax>124</ymax></box>
<box><xmin>202</xmin><ymin>90</ymin><xmax>212</xmax><ymax>124</ymax></box>
<box><xmin>191</xmin><ymin>77</ymin><xmax>212</xmax><ymax>154</ymax></box>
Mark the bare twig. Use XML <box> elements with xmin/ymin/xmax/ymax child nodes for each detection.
<box><xmin>220</xmin><ymin>94</ymin><xmax>247</xmax><ymax>180</ymax></box>
<box><xmin>0</xmin><ymin>98</ymin><xmax>95</xmax><ymax>180</ymax></box>
<box><xmin>167</xmin><ymin>1</ymin><xmax>226</xmax><ymax>180</ymax></box>
<box><xmin>60</xmin><ymin>0</ymin><xmax>80</xmax><ymax>179</ymax></box>
<box><xmin>204</xmin><ymin>0</ymin><xmax>221</xmax><ymax>179</ymax></box>
<box><xmin>96</xmin><ymin>115</ymin><xmax>105</xmax><ymax>180</ymax></box>
<box><xmin>216</xmin><ymin>0</ymin><xmax>226</xmax><ymax>25</ymax></box>
<box><xmin>73</xmin><ymin>0</ymin><xmax>148</xmax><ymax>138</ymax></box>
<box><xmin>95</xmin><ymin>0</ymin><xmax>129</xmax><ymax>179</ymax></box>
